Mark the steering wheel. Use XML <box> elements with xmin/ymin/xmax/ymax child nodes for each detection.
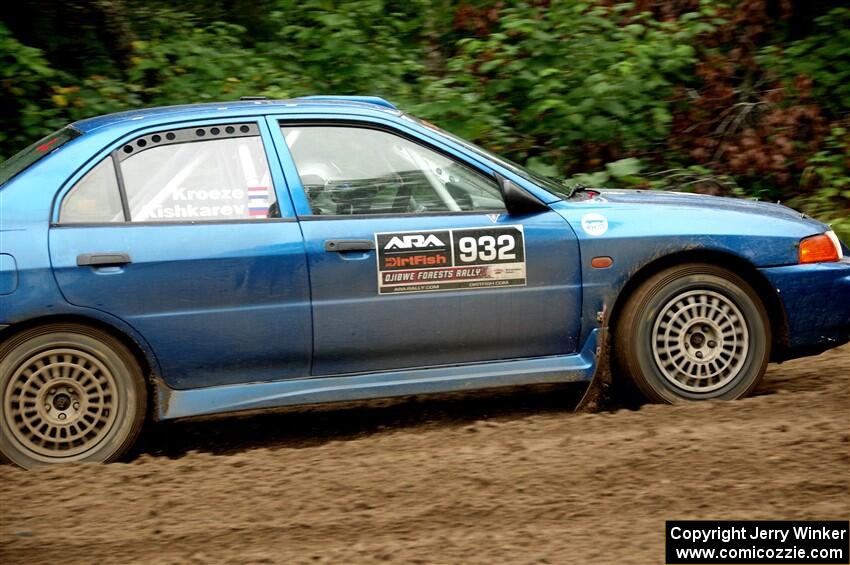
<box><xmin>300</xmin><ymin>173</ymin><xmax>336</xmax><ymax>215</ymax></box>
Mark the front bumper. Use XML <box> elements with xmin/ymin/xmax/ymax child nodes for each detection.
<box><xmin>760</xmin><ymin>258</ymin><xmax>850</xmax><ymax>359</ymax></box>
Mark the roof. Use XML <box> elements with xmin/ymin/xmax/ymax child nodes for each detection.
<box><xmin>71</xmin><ymin>96</ymin><xmax>401</xmax><ymax>133</ymax></box>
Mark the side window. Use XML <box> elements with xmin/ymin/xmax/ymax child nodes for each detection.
<box><xmin>281</xmin><ymin>125</ymin><xmax>505</xmax><ymax>216</ymax></box>
<box><xmin>119</xmin><ymin>125</ymin><xmax>277</xmax><ymax>222</ymax></box>
<box><xmin>59</xmin><ymin>157</ymin><xmax>125</xmax><ymax>224</ymax></box>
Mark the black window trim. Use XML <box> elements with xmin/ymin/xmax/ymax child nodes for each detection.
<box><xmin>111</xmin><ymin>153</ymin><xmax>131</xmax><ymax>222</ymax></box>
<box><xmin>51</xmin><ymin>217</ymin><xmax>297</xmax><ymax>228</ymax></box>
<box><xmin>113</xmin><ymin>123</ymin><xmax>262</xmax><ymax>163</ymax></box>
<box><xmin>296</xmin><ymin>210</ymin><xmax>503</xmax><ymax>221</ymax></box>
<box><xmin>277</xmin><ymin>119</ymin><xmax>507</xmax><ymax>220</ymax></box>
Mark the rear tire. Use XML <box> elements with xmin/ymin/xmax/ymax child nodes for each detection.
<box><xmin>614</xmin><ymin>264</ymin><xmax>770</xmax><ymax>403</ymax></box>
<box><xmin>0</xmin><ymin>324</ymin><xmax>147</xmax><ymax>468</ymax></box>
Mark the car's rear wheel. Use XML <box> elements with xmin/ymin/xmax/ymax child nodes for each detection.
<box><xmin>615</xmin><ymin>264</ymin><xmax>770</xmax><ymax>403</ymax></box>
<box><xmin>0</xmin><ymin>324</ymin><xmax>146</xmax><ymax>468</ymax></box>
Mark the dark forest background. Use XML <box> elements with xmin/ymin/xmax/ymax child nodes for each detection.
<box><xmin>2</xmin><ymin>0</ymin><xmax>848</xmax><ymax>237</ymax></box>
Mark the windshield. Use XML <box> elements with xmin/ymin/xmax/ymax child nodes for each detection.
<box><xmin>0</xmin><ymin>126</ymin><xmax>82</xmax><ymax>187</ymax></box>
<box><xmin>402</xmin><ymin>115</ymin><xmax>568</xmax><ymax>197</ymax></box>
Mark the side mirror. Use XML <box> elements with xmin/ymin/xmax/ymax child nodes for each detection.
<box><xmin>495</xmin><ymin>172</ymin><xmax>550</xmax><ymax>216</ymax></box>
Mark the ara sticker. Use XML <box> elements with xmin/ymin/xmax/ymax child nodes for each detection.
<box><xmin>581</xmin><ymin>213</ymin><xmax>608</xmax><ymax>236</ymax></box>
<box><xmin>375</xmin><ymin>226</ymin><xmax>526</xmax><ymax>295</ymax></box>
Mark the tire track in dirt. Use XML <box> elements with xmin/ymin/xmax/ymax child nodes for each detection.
<box><xmin>1</xmin><ymin>345</ymin><xmax>848</xmax><ymax>564</ymax></box>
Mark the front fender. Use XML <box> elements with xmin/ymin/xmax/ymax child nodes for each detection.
<box><xmin>549</xmin><ymin>198</ymin><xmax>826</xmax><ymax>346</ymax></box>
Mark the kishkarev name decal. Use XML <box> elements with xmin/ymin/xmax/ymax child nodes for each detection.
<box><xmin>375</xmin><ymin>226</ymin><xmax>527</xmax><ymax>295</ymax></box>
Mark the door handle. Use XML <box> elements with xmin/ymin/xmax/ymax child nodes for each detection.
<box><xmin>77</xmin><ymin>253</ymin><xmax>132</xmax><ymax>267</ymax></box>
<box><xmin>324</xmin><ymin>240</ymin><xmax>375</xmax><ymax>253</ymax></box>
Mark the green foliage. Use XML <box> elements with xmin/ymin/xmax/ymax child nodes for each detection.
<box><xmin>0</xmin><ymin>23</ymin><xmax>60</xmax><ymax>160</ymax></box>
<box><xmin>794</xmin><ymin>128</ymin><xmax>850</xmax><ymax>243</ymax></box>
<box><xmin>567</xmin><ymin>157</ymin><xmax>646</xmax><ymax>187</ymax></box>
<box><xmin>418</xmin><ymin>2</ymin><xmax>712</xmax><ymax>172</ymax></box>
<box><xmin>262</xmin><ymin>0</ymin><xmax>429</xmax><ymax>98</ymax></box>
<box><xmin>127</xmin><ymin>16</ymin><xmax>279</xmax><ymax>103</ymax></box>
<box><xmin>0</xmin><ymin>1</ymin><xmax>847</xmax><ymax>232</ymax></box>
<box><xmin>759</xmin><ymin>8</ymin><xmax>850</xmax><ymax>115</ymax></box>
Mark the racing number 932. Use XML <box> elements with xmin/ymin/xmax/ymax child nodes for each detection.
<box><xmin>455</xmin><ymin>229</ymin><xmax>521</xmax><ymax>264</ymax></box>
<box><xmin>375</xmin><ymin>226</ymin><xmax>527</xmax><ymax>294</ymax></box>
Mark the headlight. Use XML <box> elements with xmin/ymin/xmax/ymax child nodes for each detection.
<box><xmin>798</xmin><ymin>230</ymin><xmax>844</xmax><ymax>264</ymax></box>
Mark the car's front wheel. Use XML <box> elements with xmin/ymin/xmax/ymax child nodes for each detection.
<box><xmin>0</xmin><ymin>324</ymin><xmax>146</xmax><ymax>468</ymax></box>
<box><xmin>615</xmin><ymin>263</ymin><xmax>771</xmax><ymax>403</ymax></box>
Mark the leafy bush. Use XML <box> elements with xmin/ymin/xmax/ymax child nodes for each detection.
<box><xmin>793</xmin><ymin>127</ymin><xmax>850</xmax><ymax>242</ymax></box>
<box><xmin>0</xmin><ymin>1</ymin><xmax>847</xmax><ymax>235</ymax></box>
<box><xmin>416</xmin><ymin>2</ymin><xmax>716</xmax><ymax>174</ymax></box>
<box><xmin>0</xmin><ymin>23</ymin><xmax>61</xmax><ymax>160</ymax></box>
<box><xmin>759</xmin><ymin>8</ymin><xmax>850</xmax><ymax>117</ymax></box>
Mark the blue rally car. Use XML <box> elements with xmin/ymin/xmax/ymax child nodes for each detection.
<box><xmin>1</xmin><ymin>96</ymin><xmax>849</xmax><ymax>467</ymax></box>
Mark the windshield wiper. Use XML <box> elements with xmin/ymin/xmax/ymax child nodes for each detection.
<box><xmin>557</xmin><ymin>180</ymin><xmax>588</xmax><ymax>199</ymax></box>
<box><xmin>550</xmin><ymin>176</ymin><xmax>588</xmax><ymax>197</ymax></box>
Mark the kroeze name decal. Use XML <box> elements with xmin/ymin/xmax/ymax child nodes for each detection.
<box><xmin>375</xmin><ymin>226</ymin><xmax>526</xmax><ymax>294</ymax></box>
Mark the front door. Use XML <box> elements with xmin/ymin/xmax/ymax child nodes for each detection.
<box><xmin>49</xmin><ymin>120</ymin><xmax>312</xmax><ymax>389</ymax></box>
<box><xmin>273</xmin><ymin>121</ymin><xmax>582</xmax><ymax>376</ymax></box>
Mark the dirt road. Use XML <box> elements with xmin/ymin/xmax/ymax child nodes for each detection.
<box><xmin>2</xmin><ymin>346</ymin><xmax>848</xmax><ymax>564</ymax></box>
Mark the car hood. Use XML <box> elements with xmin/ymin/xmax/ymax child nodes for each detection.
<box><xmin>588</xmin><ymin>189</ymin><xmax>809</xmax><ymax>222</ymax></box>
<box><xmin>549</xmin><ymin>187</ymin><xmax>833</xmax><ymax>269</ymax></box>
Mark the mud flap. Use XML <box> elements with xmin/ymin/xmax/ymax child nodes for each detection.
<box><xmin>575</xmin><ymin>309</ymin><xmax>613</xmax><ymax>413</ymax></box>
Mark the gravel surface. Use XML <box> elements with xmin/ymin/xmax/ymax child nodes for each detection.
<box><xmin>1</xmin><ymin>345</ymin><xmax>848</xmax><ymax>564</ymax></box>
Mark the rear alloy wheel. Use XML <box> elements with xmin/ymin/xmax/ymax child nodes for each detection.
<box><xmin>615</xmin><ymin>264</ymin><xmax>770</xmax><ymax>403</ymax></box>
<box><xmin>0</xmin><ymin>324</ymin><xmax>146</xmax><ymax>468</ymax></box>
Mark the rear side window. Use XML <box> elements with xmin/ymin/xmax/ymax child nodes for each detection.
<box><xmin>58</xmin><ymin>124</ymin><xmax>279</xmax><ymax>224</ymax></box>
<box><xmin>59</xmin><ymin>158</ymin><xmax>124</xmax><ymax>223</ymax></box>
<box><xmin>1</xmin><ymin>127</ymin><xmax>81</xmax><ymax>187</ymax></box>
<box><xmin>121</xmin><ymin>134</ymin><xmax>277</xmax><ymax>222</ymax></box>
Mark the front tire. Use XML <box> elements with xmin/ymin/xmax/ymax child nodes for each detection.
<box><xmin>0</xmin><ymin>324</ymin><xmax>146</xmax><ymax>468</ymax></box>
<box><xmin>615</xmin><ymin>264</ymin><xmax>770</xmax><ymax>403</ymax></box>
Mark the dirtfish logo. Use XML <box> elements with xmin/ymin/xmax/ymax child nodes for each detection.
<box><xmin>385</xmin><ymin>234</ymin><xmax>446</xmax><ymax>250</ymax></box>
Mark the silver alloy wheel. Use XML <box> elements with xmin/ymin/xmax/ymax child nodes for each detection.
<box><xmin>3</xmin><ymin>347</ymin><xmax>118</xmax><ymax>461</ymax></box>
<box><xmin>651</xmin><ymin>289</ymin><xmax>749</xmax><ymax>393</ymax></box>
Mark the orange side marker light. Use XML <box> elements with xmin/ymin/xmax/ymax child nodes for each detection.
<box><xmin>799</xmin><ymin>232</ymin><xmax>841</xmax><ymax>264</ymax></box>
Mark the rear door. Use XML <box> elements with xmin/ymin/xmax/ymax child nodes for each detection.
<box><xmin>270</xmin><ymin>119</ymin><xmax>583</xmax><ymax>376</ymax></box>
<box><xmin>49</xmin><ymin>119</ymin><xmax>312</xmax><ymax>389</ymax></box>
